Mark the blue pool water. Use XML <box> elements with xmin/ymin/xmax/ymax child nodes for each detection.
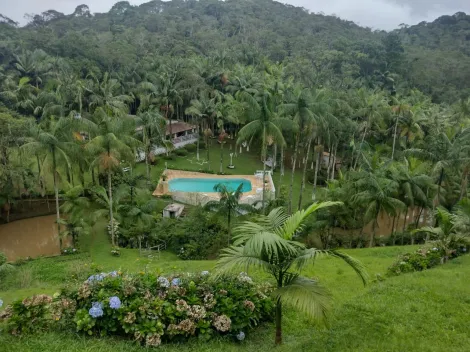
<box><xmin>169</xmin><ymin>178</ymin><xmax>252</xmax><ymax>193</ymax></box>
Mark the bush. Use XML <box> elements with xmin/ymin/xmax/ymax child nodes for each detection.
<box><xmin>1</xmin><ymin>271</ymin><xmax>274</xmax><ymax>347</ymax></box>
<box><xmin>110</xmin><ymin>247</ymin><xmax>121</xmax><ymax>257</ymax></box>
<box><xmin>162</xmin><ymin>153</ymin><xmax>176</xmax><ymax>161</ymax></box>
<box><xmin>184</xmin><ymin>144</ymin><xmax>197</xmax><ymax>152</ymax></box>
<box><xmin>387</xmin><ymin>247</ymin><xmax>443</xmax><ymax>276</ymax></box>
<box><xmin>175</xmin><ymin>149</ymin><xmax>188</xmax><ymax>157</ymax></box>
<box><xmin>153</xmin><ymin>208</ymin><xmax>228</xmax><ymax>260</ymax></box>
<box><xmin>62</xmin><ymin>247</ymin><xmax>79</xmax><ymax>256</ymax></box>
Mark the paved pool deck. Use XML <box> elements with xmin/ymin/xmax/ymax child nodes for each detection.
<box><xmin>153</xmin><ymin>169</ymin><xmax>273</xmax><ymax>200</ymax></box>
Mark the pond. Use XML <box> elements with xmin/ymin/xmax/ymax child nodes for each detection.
<box><xmin>0</xmin><ymin>215</ymin><xmax>61</xmax><ymax>261</ymax></box>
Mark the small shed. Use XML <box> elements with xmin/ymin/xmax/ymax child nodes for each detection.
<box><xmin>163</xmin><ymin>203</ymin><xmax>185</xmax><ymax>219</ymax></box>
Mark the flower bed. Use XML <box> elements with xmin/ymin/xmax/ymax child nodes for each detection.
<box><xmin>387</xmin><ymin>245</ymin><xmax>468</xmax><ymax>276</ymax></box>
<box><xmin>0</xmin><ymin>271</ymin><xmax>274</xmax><ymax>346</ymax></box>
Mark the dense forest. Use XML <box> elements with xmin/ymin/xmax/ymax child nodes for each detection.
<box><xmin>0</xmin><ymin>0</ymin><xmax>470</xmax><ymax>250</ymax></box>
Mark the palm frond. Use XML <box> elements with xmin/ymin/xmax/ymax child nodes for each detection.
<box><xmin>273</xmin><ymin>277</ymin><xmax>331</xmax><ymax>323</ymax></box>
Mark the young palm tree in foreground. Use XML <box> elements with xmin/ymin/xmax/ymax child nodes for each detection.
<box><xmin>217</xmin><ymin>202</ymin><xmax>368</xmax><ymax>345</ymax></box>
<box><xmin>204</xmin><ymin>183</ymin><xmax>255</xmax><ymax>244</ymax></box>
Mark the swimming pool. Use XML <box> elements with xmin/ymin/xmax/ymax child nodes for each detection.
<box><xmin>168</xmin><ymin>178</ymin><xmax>252</xmax><ymax>193</ymax></box>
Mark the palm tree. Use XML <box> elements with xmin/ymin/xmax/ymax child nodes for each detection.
<box><xmin>135</xmin><ymin>109</ymin><xmax>169</xmax><ymax>180</ymax></box>
<box><xmin>280</xmin><ymin>88</ymin><xmax>314</xmax><ymax>213</ymax></box>
<box><xmin>185</xmin><ymin>93</ymin><xmax>221</xmax><ymax>161</ymax></box>
<box><xmin>413</xmin><ymin>207</ymin><xmax>470</xmax><ymax>263</ymax></box>
<box><xmin>352</xmin><ymin>90</ymin><xmax>389</xmax><ymax>169</ymax></box>
<box><xmin>217</xmin><ymin>202</ymin><xmax>368</xmax><ymax>345</ymax></box>
<box><xmin>204</xmin><ymin>183</ymin><xmax>255</xmax><ymax>244</ymax></box>
<box><xmin>88</xmin><ymin>72</ymin><xmax>131</xmax><ymax>117</ymax></box>
<box><xmin>390</xmin><ymin>97</ymin><xmax>412</xmax><ymax>160</ymax></box>
<box><xmin>237</xmin><ymin>92</ymin><xmax>288</xmax><ymax>212</ymax></box>
<box><xmin>120</xmin><ymin>189</ymin><xmax>159</xmax><ymax>254</ymax></box>
<box><xmin>352</xmin><ymin>159</ymin><xmax>406</xmax><ymax>247</ymax></box>
<box><xmin>22</xmin><ymin>118</ymin><xmax>78</xmax><ymax>249</ymax></box>
<box><xmin>86</xmin><ymin>112</ymin><xmax>141</xmax><ymax>246</ymax></box>
<box><xmin>60</xmin><ymin>185</ymin><xmax>91</xmax><ymax>247</ymax></box>
<box><xmin>389</xmin><ymin>158</ymin><xmax>433</xmax><ymax>243</ymax></box>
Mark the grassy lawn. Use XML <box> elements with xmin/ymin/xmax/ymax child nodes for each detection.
<box><xmin>1</xmin><ymin>222</ymin><xmax>470</xmax><ymax>351</ymax></box>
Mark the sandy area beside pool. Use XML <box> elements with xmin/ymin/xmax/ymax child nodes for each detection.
<box><xmin>153</xmin><ymin>169</ymin><xmax>273</xmax><ymax>200</ymax></box>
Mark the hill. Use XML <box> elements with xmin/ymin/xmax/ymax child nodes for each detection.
<box><xmin>0</xmin><ymin>0</ymin><xmax>469</xmax><ymax>103</ymax></box>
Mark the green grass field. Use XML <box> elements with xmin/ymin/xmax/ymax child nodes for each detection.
<box><xmin>1</xmin><ymin>222</ymin><xmax>469</xmax><ymax>352</ymax></box>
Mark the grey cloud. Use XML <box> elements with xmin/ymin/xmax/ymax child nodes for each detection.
<box><xmin>0</xmin><ymin>0</ymin><xmax>469</xmax><ymax>30</ymax></box>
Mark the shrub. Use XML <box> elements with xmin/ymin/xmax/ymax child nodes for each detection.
<box><xmin>111</xmin><ymin>247</ymin><xmax>121</xmax><ymax>257</ymax></box>
<box><xmin>62</xmin><ymin>247</ymin><xmax>79</xmax><ymax>256</ymax></box>
<box><xmin>162</xmin><ymin>154</ymin><xmax>176</xmax><ymax>161</ymax></box>
<box><xmin>153</xmin><ymin>208</ymin><xmax>228</xmax><ymax>260</ymax></box>
<box><xmin>1</xmin><ymin>271</ymin><xmax>274</xmax><ymax>347</ymax></box>
<box><xmin>175</xmin><ymin>149</ymin><xmax>188</xmax><ymax>157</ymax></box>
<box><xmin>184</xmin><ymin>144</ymin><xmax>197</xmax><ymax>152</ymax></box>
<box><xmin>387</xmin><ymin>247</ymin><xmax>443</xmax><ymax>276</ymax></box>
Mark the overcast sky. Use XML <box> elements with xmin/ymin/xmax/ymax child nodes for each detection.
<box><xmin>1</xmin><ymin>0</ymin><xmax>469</xmax><ymax>30</ymax></box>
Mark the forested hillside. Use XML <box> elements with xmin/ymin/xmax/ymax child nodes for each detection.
<box><xmin>0</xmin><ymin>0</ymin><xmax>469</xmax><ymax>103</ymax></box>
<box><xmin>1</xmin><ymin>0</ymin><xmax>470</xmax><ymax>246</ymax></box>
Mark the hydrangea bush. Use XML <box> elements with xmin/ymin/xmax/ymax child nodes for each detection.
<box><xmin>0</xmin><ymin>271</ymin><xmax>274</xmax><ymax>346</ymax></box>
<box><xmin>387</xmin><ymin>244</ymin><xmax>468</xmax><ymax>276</ymax></box>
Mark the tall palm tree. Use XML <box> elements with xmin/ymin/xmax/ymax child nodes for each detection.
<box><xmin>22</xmin><ymin>118</ymin><xmax>78</xmax><ymax>249</ymax></box>
<box><xmin>352</xmin><ymin>158</ymin><xmax>406</xmax><ymax>247</ymax></box>
<box><xmin>185</xmin><ymin>93</ymin><xmax>221</xmax><ymax>161</ymax></box>
<box><xmin>60</xmin><ymin>185</ymin><xmax>91</xmax><ymax>247</ymax></box>
<box><xmin>217</xmin><ymin>202</ymin><xmax>368</xmax><ymax>345</ymax></box>
<box><xmin>238</xmin><ymin>92</ymin><xmax>288</xmax><ymax>212</ymax></box>
<box><xmin>390</xmin><ymin>97</ymin><xmax>412</xmax><ymax>160</ymax></box>
<box><xmin>85</xmin><ymin>111</ymin><xmax>141</xmax><ymax>246</ymax></box>
<box><xmin>204</xmin><ymin>183</ymin><xmax>255</xmax><ymax>244</ymax></box>
<box><xmin>135</xmin><ymin>109</ymin><xmax>169</xmax><ymax>180</ymax></box>
<box><xmin>280</xmin><ymin>88</ymin><xmax>313</xmax><ymax>213</ymax></box>
<box><xmin>389</xmin><ymin>158</ymin><xmax>433</xmax><ymax>242</ymax></box>
<box><xmin>88</xmin><ymin>72</ymin><xmax>131</xmax><ymax>117</ymax></box>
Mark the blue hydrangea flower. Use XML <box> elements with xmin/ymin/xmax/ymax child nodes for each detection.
<box><xmin>201</xmin><ymin>271</ymin><xmax>209</xmax><ymax>276</ymax></box>
<box><xmin>157</xmin><ymin>276</ymin><xmax>170</xmax><ymax>288</ymax></box>
<box><xmin>89</xmin><ymin>302</ymin><xmax>104</xmax><ymax>318</ymax></box>
<box><xmin>0</xmin><ymin>299</ymin><xmax>3</xmax><ymax>308</ymax></box>
<box><xmin>236</xmin><ymin>331</ymin><xmax>245</xmax><ymax>341</ymax></box>
<box><xmin>108</xmin><ymin>271</ymin><xmax>119</xmax><ymax>278</ymax></box>
<box><xmin>109</xmin><ymin>296</ymin><xmax>121</xmax><ymax>310</ymax></box>
<box><xmin>171</xmin><ymin>278</ymin><xmax>181</xmax><ymax>286</ymax></box>
<box><xmin>87</xmin><ymin>273</ymin><xmax>105</xmax><ymax>283</ymax></box>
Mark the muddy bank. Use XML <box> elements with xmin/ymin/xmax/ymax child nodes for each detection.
<box><xmin>0</xmin><ymin>215</ymin><xmax>61</xmax><ymax>261</ymax></box>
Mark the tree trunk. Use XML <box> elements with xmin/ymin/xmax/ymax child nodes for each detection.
<box><xmin>459</xmin><ymin>165</ymin><xmax>469</xmax><ymax>201</ymax></box>
<box><xmin>219</xmin><ymin>142</ymin><xmax>223</xmax><ymax>174</ymax></box>
<box><xmin>401</xmin><ymin>208</ymin><xmax>409</xmax><ymax>245</ymax></box>
<box><xmin>52</xmin><ymin>149</ymin><xmax>62</xmax><ymax>250</ymax></box>
<box><xmin>312</xmin><ymin>143</ymin><xmax>322</xmax><ymax>201</ymax></box>
<box><xmin>227</xmin><ymin>211</ymin><xmax>231</xmax><ymax>245</ymax></box>
<box><xmin>275</xmin><ymin>300</ymin><xmax>282</xmax><ymax>345</ymax></box>
<box><xmin>277</xmin><ymin>146</ymin><xmax>284</xmax><ymax>199</ymax></box>
<box><xmin>108</xmin><ymin>171</ymin><xmax>115</xmax><ymax>247</ymax></box>
<box><xmin>196</xmin><ymin>125</ymin><xmax>200</xmax><ymax>161</ymax></box>
<box><xmin>391</xmin><ymin>114</ymin><xmax>399</xmax><ymax>160</ymax></box>
<box><xmin>354</xmin><ymin>124</ymin><xmax>368</xmax><ymax>170</ymax></box>
<box><xmin>391</xmin><ymin>215</ymin><xmax>397</xmax><ymax>245</ymax></box>
<box><xmin>145</xmin><ymin>145</ymin><xmax>151</xmax><ymax>181</ymax></box>
<box><xmin>262</xmin><ymin>139</ymin><xmax>267</xmax><ymax>215</ymax></box>
<box><xmin>288</xmin><ymin>135</ymin><xmax>300</xmax><ymax>214</ymax></box>
<box><xmin>36</xmin><ymin>155</ymin><xmax>44</xmax><ymax>195</ymax></box>
<box><xmin>298</xmin><ymin>137</ymin><xmax>312</xmax><ymax>210</ymax></box>
<box><xmin>370</xmin><ymin>219</ymin><xmax>376</xmax><ymax>247</ymax></box>
<box><xmin>331</xmin><ymin>143</ymin><xmax>337</xmax><ymax>181</ymax></box>
<box><xmin>273</xmin><ymin>144</ymin><xmax>277</xmax><ymax>171</ymax></box>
